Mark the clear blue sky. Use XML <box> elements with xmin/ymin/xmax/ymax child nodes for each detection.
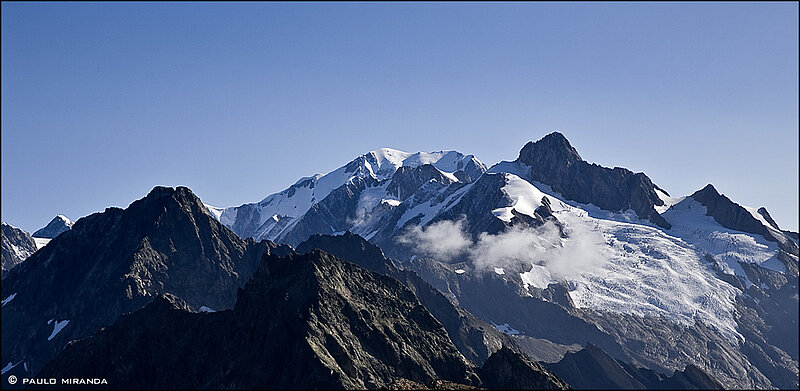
<box><xmin>2</xmin><ymin>2</ymin><xmax>798</xmax><ymax>232</ymax></box>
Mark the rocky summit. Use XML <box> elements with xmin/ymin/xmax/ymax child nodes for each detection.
<box><xmin>1</xmin><ymin>186</ymin><xmax>287</xmax><ymax>377</ymax></box>
<box><xmin>516</xmin><ymin>132</ymin><xmax>671</xmax><ymax>229</ymax></box>
<box><xmin>31</xmin><ymin>215</ymin><xmax>73</xmax><ymax>239</ymax></box>
<box><xmin>1</xmin><ymin>223</ymin><xmax>37</xmax><ymax>276</ymax></box>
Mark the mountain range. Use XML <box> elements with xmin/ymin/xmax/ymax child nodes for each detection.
<box><xmin>1</xmin><ymin>216</ymin><xmax>72</xmax><ymax>277</ymax></box>
<box><xmin>2</xmin><ymin>132</ymin><xmax>797</xmax><ymax>389</ymax></box>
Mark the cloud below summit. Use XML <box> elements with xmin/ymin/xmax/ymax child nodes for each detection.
<box><xmin>397</xmin><ymin>217</ymin><xmax>609</xmax><ymax>281</ymax></box>
<box><xmin>396</xmin><ymin>219</ymin><xmax>472</xmax><ymax>261</ymax></box>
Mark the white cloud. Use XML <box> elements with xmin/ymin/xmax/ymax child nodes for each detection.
<box><xmin>399</xmin><ymin>217</ymin><xmax>609</xmax><ymax>283</ymax></box>
<box><xmin>397</xmin><ymin>219</ymin><xmax>471</xmax><ymax>261</ymax></box>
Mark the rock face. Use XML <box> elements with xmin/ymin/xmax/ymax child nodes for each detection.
<box><xmin>690</xmin><ymin>184</ymin><xmax>771</xmax><ymax>238</ymax></box>
<box><xmin>428</xmin><ymin>173</ymin><xmax>557</xmax><ymax>238</ymax></box>
<box><xmin>297</xmin><ymin>231</ymin><xmax>398</xmax><ymax>275</ymax></box>
<box><xmin>219</xmin><ymin>149</ymin><xmax>487</xmax><ymax>246</ymax></box>
<box><xmin>388</xmin><ymin>164</ymin><xmax>459</xmax><ymax>200</ymax></box>
<box><xmin>757</xmin><ymin>207</ymin><xmax>781</xmax><ymax>230</ymax></box>
<box><xmin>31</xmin><ymin>215</ymin><xmax>73</xmax><ymax>238</ymax></box>
<box><xmin>515</xmin><ymin>132</ymin><xmax>670</xmax><ymax>229</ymax></box>
<box><xmin>662</xmin><ymin>365</ymin><xmax>726</xmax><ymax>390</ymax></box>
<box><xmin>1</xmin><ymin>223</ymin><xmax>37</xmax><ymax>275</ymax></box>
<box><xmin>373</xmin><ymin>172</ymin><xmax>566</xmax><ymax>260</ymax></box>
<box><xmin>39</xmin><ymin>250</ymin><xmax>479</xmax><ymax>389</ymax></box>
<box><xmin>479</xmin><ymin>347</ymin><xmax>568</xmax><ymax>390</ymax></box>
<box><xmin>278</xmin><ymin>176</ymin><xmax>381</xmax><ymax>246</ymax></box>
<box><xmin>690</xmin><ymin>184</ymin><xmax>798</xmax><ymax>254</ymax></box>
<box><xmin>731</xmin><ymin>272</ymin><xmax>799</xmax><ymax>389</ymax></box>
<box><xmin>549</xmin><ymin>343</ymin><xmax>647</xmax><ymax>389</ymax></box>
<box><xmin>548</xmin><ymin>344</ymin><xmax>724</xmax><ymax>390</ymax></box>
<box><xmin>1</xmin><ymin>186</ymin><xmax>286</xmax><ymax>376</ymax></box>
<box><xmin>296</xmin><ymin>232</ymin><xmax>511</xmax><ymax>366</ymax></box>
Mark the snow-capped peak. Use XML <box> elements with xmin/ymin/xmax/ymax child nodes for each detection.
<box><xmin>365</xmin><ymin>148</ymin><xmax>483</xmax><ymax>180</ymax></box>
<box><xmin>32</xmin><ymin>215</ymin><xmax>74</xmax><ymax>239</ymax></box>
<box><xmin>217</xmin><ymin>148</ymin><xmax>486</xmax><ymax>243</ymax></box>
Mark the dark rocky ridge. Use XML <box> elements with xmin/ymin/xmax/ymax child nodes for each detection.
<box><xmin>297</xmin><ymin>232</ymin><xmax>512</xmax><ymax>366</ymax></box>
<box><xmin>757</xmin><ymin>207</ymin><xmax>781</xmax><ymax>230</ymax></box>
<box><xmin>278</xmin><ymin>162</ymin><xmax>482</xmax><ymax>248</ymax></box>
<box><xmin>550</xmin><ymin>344</ymin><xmax>643</xmax><ymax>389</ymax></box>
<box><xmin>660</xmin><ymin>365</ymin><xmax>728</xmax><ymax>390</ymax></box>
<box><xmin>297</xmin><ymin>231</ymin><xmax>398</xmax><ymax>275</ymax></box>
<box><xmin>31</xmin><ymin>215</ymin><xmax>72</xmax><ymax>239</ymax></box>
<box><xmin>690</xmin><ymin>184</ymin><xmax>771</xmax><ymax>238</ymax></box>
<box><xmin>1</xmin><ymin>186</ymin><xmax>286</xmax><ymax>376</ymax></box>
<box><xmin>1</xmin><ymin>223</ymin><xmax>37</xmax><ymax>275</ymax></box>
<box><xmin>38</xmin><ymin>248</ymin><xmax>570</xmax><ymax>390</ymax></box>
<box><xmin>428</xmin><ymin>174</ymin><xmax>533</xmax><ymax>238</ymax></box>
<box><xmin>548</xmin><ymin>344</ymin><xmax>724</xmax><ymax>390</ymax></box>
<box><xmin>297</xmin><ymin>233</ymin><xmax>592</xmax><ymax>372</ymax></box>
<box><xmin>223</xmin><ymin>150</ymin><xmax>488</xmax><ymax>247</ymax></box>
<box><xmin>38</xmin><ymin>250</ymin><xmax>482</xmax><ymax>389</ymax></box>
<box><xmin>388</xmin><ymin>164</ymin><xmax>459</xmax><ymax>200</ymax></box>
<box><xmin>690</xmin><ymin>184</ymin><xmax>799</xmax><ymax>254</ymax></box>
<box><xmin>783</xmin><ymin>230</ymin><xmax>799</xmax><ymax>245</ymax></box>
<box><xmin>278</xmin><ymin>175</ymin><xmax>380</xmax><ymax>246</ymax></box>
<box><xmin>479</xmin><ymin>347</ymin><xmax>568</xmax><ymax>390</ymax></box>
<box><xmin>515</xmin><ymin>132</ymin><xmax>670</xmax><ymax>229</ymax></box>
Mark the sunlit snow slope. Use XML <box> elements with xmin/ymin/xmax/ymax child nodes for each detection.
<box><xmin>214</xmin><ymin>148</ymin><xmax>486</xmax><ymax>243</ymax></box>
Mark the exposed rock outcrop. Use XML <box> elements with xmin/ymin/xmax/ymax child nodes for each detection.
<box><xmin>297</xmin><ymin>232</ymin><xmax>511</xmax><ymax>366</ymax></box>
<box><xmin>549</xmin><ymin>343</ymin><xmax>724</xmax><ymax>390</ymax></box>
<box><xmin>1</xmin><ymin>186</ymin><xmax>286</xmax><ymax>376</ymax></box>
<box><xmin>1</xmin><ymin>223</ymin><xmax>37</xmax><ymax>275</ymax></box>
<box><xmin>38</xmin><ymin>250</ymin><xmax>480</xmax><ymax>389</ymax></box>
<box><xmin>31</xmin><ymin>215</ymin><xmax>73</xmax><ymax>239</ymax></box>
<box><xmin>479</xmin><ymin>347</ymin><xmax>568</xmax><ymax>389</ymax></box>
<box><xmin>690</xmin><ymin>184</ymin><xmax>799</xmax><ymax>254</ymax></box>
<box><xmin>515</xmin><ymin>132</ymin><xmax>670</xmax><ymax>229</ymax></box>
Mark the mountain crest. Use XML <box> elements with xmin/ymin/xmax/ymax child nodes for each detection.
<box><xmin>518</xmin><ymin>132</ymin><xmax>583</xmax><ymax>166</ymax></box>
<box><xmin>692</xmin><ymin>183</ymin><xmax>721</xmax><ymax>198</ymax></box>
<box><xmin>138</xmin><ymin>185</ymin><xmax>203</xmax><ymax>209</ymax></box>
<box><xmin>1</xmin><ymin>185</ymin><xmax>274</xmax><ymax>376</ymax></box>
<box><xmin>2</xmin><ymin>223</ymin><xmax>37</xmax><ymax>275</ymax></box>
<box><xmin>297</xmin><ymin>231</ymin><xmax>393</xmax><ymax>274</ymax></box>
<box><xmin>32</xmin><ymin>214</ymin><xmax>73</xmax><ymax>239</ymax></box>
<box><xmin>756</xmin><ymin>207</ymin><xmax>780</xmax><ymax>230</ymax></box>
<box><xmin>689</xmin><ymin>184</ymin><xmax>771</xmax><ymax>239</ymax></box>
<box><xmin>220</xmin><ymin>148</ymin><xmax>487</xmax><ymax>244</ymax></box>
<box><xmin>515</xmin><ymin>132</ymin><xmax>670</xmax><ymax>229</ymax></box>
<box><xmin>480</xmin><ymin>347</ymin><xmax>568</xmax><ymax>389</ymax></box>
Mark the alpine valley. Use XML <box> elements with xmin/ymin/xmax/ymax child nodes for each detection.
<box><xmin>2</xmin><ymin>132</ymin><xmax>797</xmax><ymax>389</ymax></box>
